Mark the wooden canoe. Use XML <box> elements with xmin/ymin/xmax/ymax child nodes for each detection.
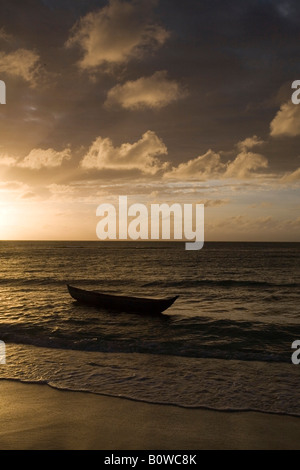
<box><xmin>67</xmin><ymin>285</ymin><xmax>179</xmax><ymax>314</ymax></box>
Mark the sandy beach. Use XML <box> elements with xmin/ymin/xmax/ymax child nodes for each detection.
<box><xmin>0</xmin><ymin>380</ymin><xmax>299</xmax><ymax>450</ymax></box>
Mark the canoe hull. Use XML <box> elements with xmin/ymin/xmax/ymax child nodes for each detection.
<box><xmin>67</xmin><ymin>285</ymin><xmax>178</xmax><ymax>314</ymax></box>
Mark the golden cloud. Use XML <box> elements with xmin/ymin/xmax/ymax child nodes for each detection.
<box><xmin>81</xmin><ymin>130</ymin><xmax>169</xmax><ymax>175</ymax></box>
<box><xmin>66</xmin><ymin>0</ymin><xmax>169</xmax><ymax>70</ymax></box>
<box><xmin>106</xmin><ymin>71</ymin><xmax>185</xmax><ymax>109</ymax></box>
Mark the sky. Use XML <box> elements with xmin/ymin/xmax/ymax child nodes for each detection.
<box><xmin>0</xmin><ymin>0</ymin><xmax>300</xmax><ymax>241</ymax></box>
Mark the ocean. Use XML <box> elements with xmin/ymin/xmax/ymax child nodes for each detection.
<box><xmin>0</xmin><ymin>241</ymin><xmax>299</xmax><ymax>416</ymax></box>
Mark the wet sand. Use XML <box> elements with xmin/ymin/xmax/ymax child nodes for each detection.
<box><xmin>0</xmin><ymin>380</ymin><xmax>299</xmax><ymax>450</ymax></box>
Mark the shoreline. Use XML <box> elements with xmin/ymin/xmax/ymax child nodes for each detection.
<box><xmin>0</xmin><ymin>380</ymin><xmax>299</xmax><ymax>450</ymax></box>
<box><xmin>2</xmin><ymin>377</ymin><xmax>300</xmax><ymax>420</ymax></box>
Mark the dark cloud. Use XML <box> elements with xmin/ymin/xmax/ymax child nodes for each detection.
<box><xmin>0</xmin><ymin>0</ymin><xmax>300</xmax><ymax>180</ymax></box>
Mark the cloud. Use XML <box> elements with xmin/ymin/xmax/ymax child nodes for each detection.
<box><xmin>21</xmin><ymin>192</ymin><xmax>38</xmax><ymax>200</ymax></box>
<box><xmin>81</xmin><ymin>130</ymin><xmax>168</xmax><ymax>175</ymax></box>
<box><xmin>0</xmin><ymin>181</ymin><xmax>33</xmax><ymax>202</ymax></box>
<box><xmin>66</xmin><ymin>0</ymin><xmax>169</xmax><ymax>70</ymax></box>
<box><xmin>249</xmin><ymin>202</ymin><xmax>273</xmax><ymax>209</ymax></box>
<box><xmin>46</xmin><ymin>184</ymin><xmax>77</xmax><ymax>202</ymax></box>
<box><xmin>203</xmin><ymin>199</ymin><xmax>230</xmax><ymax>207</ymax></box>
<box><xmin>237</xmin><ymin>135</ymin><xmax>265</xmax><ymax>151</ymax></box>
<box><xmin>211</xmin><ymin>215</ymin><xmax>275</xmax><ymax>232</ymax></box>
<box><xmin>0</xmin><ymin>49</ymin><xmax>41</xmax><ymax>86</ymax></box>
<box><xmin>47</xmin><ymin>184</ymin><xmax>75</xmax><ymax>194</ymax></box>
<box><xmin>106</xmin><ymin>71</ymin><xmax>185</xmax><ymax>109</ymax></box>
<box><xmin>19</xmin><ymin>148</ymin><xmax>71</xmax><ymax>170</ymax></box>
<box><xmin>228</xmin><ymin>136</ymin><xmax>268</xmax><ymax>179</ymax></box>
<box><xmin>281</xmin><ymin>167</ymin><xmax>300</xmax><ymax>182</ymax></box>
<box><xmin>224</xmin><ymin>151</ymin><xmax>268</xmax><ymax>179</ymax></box>
<box><xmin>0</xmin><ymin>154</ymin><xmax>17</xmax><ymax>166</ymax></box>
<box><xmin>284</xmin><ymin>217</ymin><xmax>300</xmax><ymax>229</ymax></box>
<box><xmin>0</xmin><ymin>28</ymin><xmax>12</xmax><ymax>42</ymax></box>
<box><xmin>270</xmin><ymin>101</ymin><xmax>300</xmax><ymax>137</ymax></box>
<box><xmin>164</xmin><ymin>150</ymin><xmax>225</xmax><ymax>180</ymax></box>
<box><xmin>165</xmin><ymin>147</ymin><xmax>268</xmax><ymax>181</ymax></box>
<box><xmin>0</xmin><ymin>181</ymin><xmax>28</xmax><ymax>192</ymax></box>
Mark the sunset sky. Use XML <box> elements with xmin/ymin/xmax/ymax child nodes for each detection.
<box><xmin>0</xmin><ymin>0</ymin><xmax>300</xmax><ymax>241</ymax></box>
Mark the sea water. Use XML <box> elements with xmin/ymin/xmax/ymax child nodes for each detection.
<box><xmin>0</xmin><ymin>242</ymin><xmax>299</xmax><ymax>415</ymax></box>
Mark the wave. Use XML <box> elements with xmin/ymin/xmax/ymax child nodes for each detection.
<box><xmin>1</xmin><ymin>344</ymin><xmax>300</xmax><ymax>418</ymax></box>
<box><xmin>1</xmin><ymin>377</ymin><xmax>299</xmax><ymax>418</ymax></box>
<box><xmin>0</xmin><ymin>277</ymin><xmax>137</xmax><ymax>287</ymax></box>
<box><xmin>0</xmin><ymin>317</ymin><xmax>298</xmax><ymax>364</ymax></box>
<box><xmin>0</xmin><ymin>277</ymin><xmax>299</xmax><ymax>289</ymax></box>
<box><xmin>143</xmin><ymin>279</ymin><xmax>300</xmax><ymax>289</ymax></box>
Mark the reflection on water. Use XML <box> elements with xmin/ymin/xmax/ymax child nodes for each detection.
<box><xmin>0</xmin><ymin>241</ymin><xmax>299</xmax><ymax>415</ymax></box>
